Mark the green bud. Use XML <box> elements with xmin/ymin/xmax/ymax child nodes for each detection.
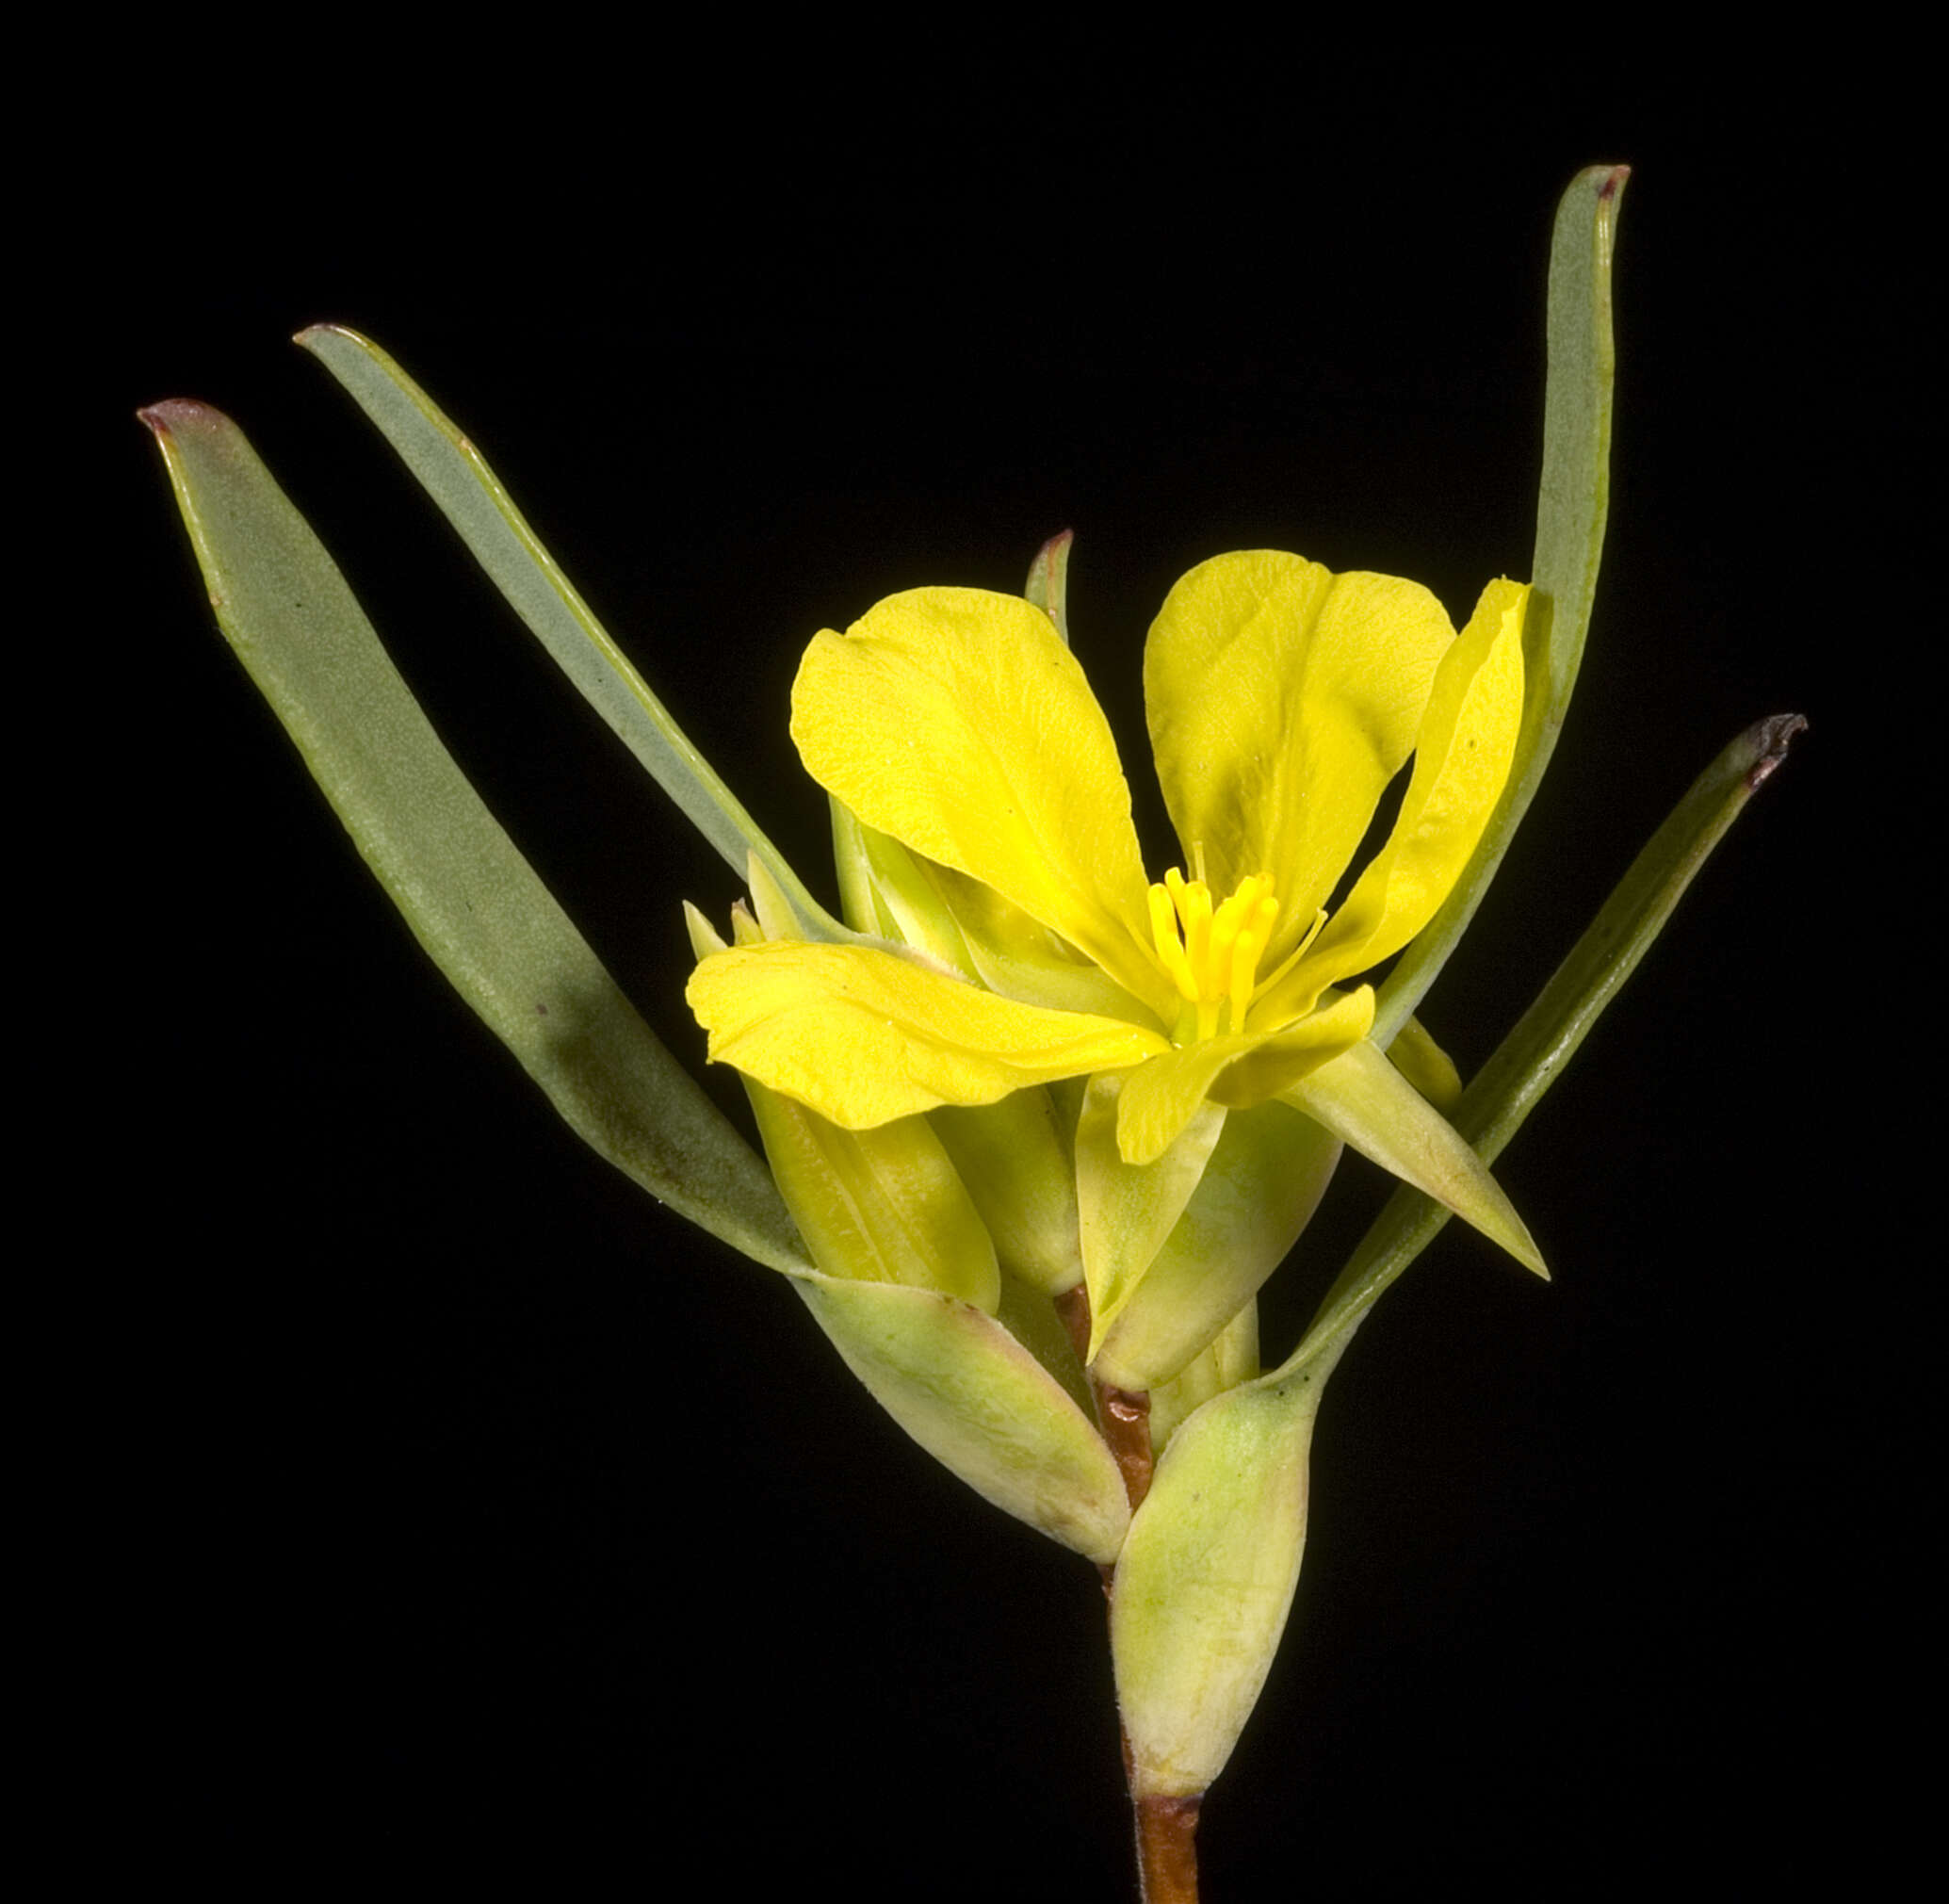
<box><xmin>1113</xmin><ymin>1366</ymin><xmax>1326</xmax><ymax>1796</ymax></box>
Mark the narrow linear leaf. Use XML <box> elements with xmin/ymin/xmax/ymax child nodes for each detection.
<box><xmin>143</xmin><ymin>399</ymin><xmax>807</xmax><ymax>1276</ymax></box>
<box><xmin>1024</xmin><ymin>528</ymin><xmax>1073</xmax><ymax>644</ymax></box>
<box><xmin>1289</xmin><ymin>712</ymin><xmax>1806</xmax><ymax>1374</ymax></box>
<box><xmin>293</xmin><ymin>324</ymin><xmax>846</xmax><ymax>940</ymax></box>
<box><xmin>1113</xmin><ymin>714</ymin><xmax>1804</xmax><ymax>1790</ymax></box>
<box><xmin>1376</xmin><ymin>164</ymin><xmax>1630</xmax><ymax>1044</ymax></box>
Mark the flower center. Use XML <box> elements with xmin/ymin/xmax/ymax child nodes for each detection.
<box><xmin>1147</xmin><ymin>866</ymin><xmax>1280</xmax><ymax>1042</ymax></box>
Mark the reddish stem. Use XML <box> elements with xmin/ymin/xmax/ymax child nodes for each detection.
<box><xmin>1133</xmin><ymin>1795</ymin><xmax>1201</xmax><ymax>1904</ymax></box>
<box><xmin>1058</xmin><ymin>1284</ymin><xmax>1198</xmax><ymax>1899</ymax></box>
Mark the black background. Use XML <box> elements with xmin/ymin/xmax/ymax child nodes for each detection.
<box><xmin>86</xmin><ymin>54</ymin><xmax>1914</xmax><ymax>1898</ymax></box>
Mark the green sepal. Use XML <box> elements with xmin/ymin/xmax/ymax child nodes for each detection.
<box><xmin>931</xmin><ymin>1094</ymin><xmax>1085</xmax><ymax>1298</ymax></box>
<box><xmin>797</xmin><ymin>1277</ymin><xmax>1130</xmax><ymax>1563</ymax></box>
<box><xmin>829</xmin><ymin>801</ymin><xmax>982</xmax><ymax>978</ymax></box>
<box><xmin>743</xmin><ymin>1083</ymin><xmax>1002</xmax><ymax>1312</ymax></box>
<box><xmin>1090</xmin><ymin>1099</ymin><xmax>1339</xmax><ymax>1394</ymax></box>
<box><xmin>1285</xmin><ymin>1039</ymin><xmax>1546</xmax><ymax>1277</ymax></box>
<box><xmin>829</xmin><ymin>798</ymin><xmax>893</xmax><ymax>937</ymax></box>
<box><xmin>143</xmin><ymin>399</ymin><xmax>805</xmax><ymax>1277</ymax></box>
<box><xmin>1145</xmin><ymin>1300</ymin><xmax>1259</xmax><ymax>1457</ymax></box>
<box><xmin>1076</xmin><ymin>1074</ymin><xmax>1226</xmax><ymax>1360</ymax></box>
<box><xmin>1112</xmin><ymin>1362</ymin><xmax>1328</xmax><ymax>1796</ymax></box>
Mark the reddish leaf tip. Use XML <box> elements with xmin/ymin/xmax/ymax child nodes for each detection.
<box><xmin>137</xmin><ymin>398</ymin><xmax>220</xmax><ymax>437</ymax></box>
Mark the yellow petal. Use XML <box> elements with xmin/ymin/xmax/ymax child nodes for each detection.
<box><xmin>791</xmin><ymin>588</ymin><xmax>1169</xmax><ymax>1015</ymax></box>
<box><xmin>687</xmin><ymin>939</ymin><xmax>1167</xmax><ymax>1127</ymax></box>
<box><xmin>1204</xmin><ymin>986</ymin><xmax>1377</xmax><ymax>1109</ymax></box>
<box><xmin>1389</xmin><ymin>1015</ymin><xmax>1464</xmax><ymax>1111</ymax></box>
<box><xmin>926</xmin><ymin>857</ymin><xmax>1158</xmax><ymax>1024</ymax></box>
<box><xmin>1145</xmin><ymin>552</ymin><xmax>1454</xmax><ymax>968</ymax></box>
<box><xmin>1114</xmin><ymin>986</ymin><xmax>1375</xmax><ymax>1166</ymax></box>
<box><xmin>1257</xmin><ymin>578</ymin><xmax>1528</xmax><ymax>1018</ymax></box>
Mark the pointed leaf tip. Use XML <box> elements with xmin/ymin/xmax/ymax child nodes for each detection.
<box><xmin>1745</xmin><ymin>713</ymin><xmax>1807</xmax><ymax>791</ymax></box>
<box><xmin>137</xmin><ymin>398</ymin><xmax>221</xmax><ymax>436</ymax></box>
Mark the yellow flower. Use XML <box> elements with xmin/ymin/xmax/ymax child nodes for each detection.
<box><xmin>688</xmin><ymin>549</ymin><xmax>1539</xmax><ymax>1277</ymax></box>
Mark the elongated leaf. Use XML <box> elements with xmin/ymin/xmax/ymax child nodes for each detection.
<box><xmin>1289</xmin><ymin>712</ymin><xmax>1806</xmax><ymax>1374</ymax></box>
<box><xmin>1023</xmin><ymin>528</ymin><xmax>1073</xmax><ymax>644</ymax></box>
<box><xmin>1113</xmin><ymin>713</ymin><xmax>1803</xmax><ymax>1794</ymax></box>
<box><xmin>143</xmin><ymin>399</ymin><xmax>807</xmax><ymax>1276</ymax></box>
<box><xmin>1375</xmin><ymin>164</ymin><xmax>1629</xmax><ymax>1044</ymax></box>
<box><xmin>293</xmin><ymin>324</ymin><xmax>846</xmax><ymax>940</ymax></box>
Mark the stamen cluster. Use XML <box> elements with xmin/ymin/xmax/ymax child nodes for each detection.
<box><xmin>1147</xmin><ymin>868</ymin><xmax>1279</xmax><ymax>1043</ymax></box>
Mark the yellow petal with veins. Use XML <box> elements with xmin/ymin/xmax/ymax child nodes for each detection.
<box><xmin>1145</xmin><ymin>552</ymin><xmax>1454</xmax><ymax>970</ymax></box>
<box><xmin>791</xmin><ymin>588</ymin><xmax>1171</xmax><ymax>1017</ymax></box>
<box><xmin>688</xmin><ymin>939</ymin><xmax>1167</xmax><ymax>1128</ymax></box>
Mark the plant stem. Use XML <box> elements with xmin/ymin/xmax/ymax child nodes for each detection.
<box><xmin>1059</xmin><ymin>1286</ymin><xmax>1196</xmax><ymax>1898</ymax></box>
<box><xmin>1133</xmin><ymin>1796</ymin><xmax>1201</xmax><ymax>1904</ymax></box>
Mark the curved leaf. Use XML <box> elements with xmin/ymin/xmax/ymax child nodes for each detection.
<box><xmin>142</xmin><ymin>399</ymin><xmax>806</xmax><ymax>1275</ymax></box>
<box><xmin>1290</xmin><ymin>712</ymin><xmax>1807</xmax><ymax>1375</ymax></box>
<box><xmin>293</xmin><ymin>324</ymin><xmax>846</xmax><ymax>941</ymax></box>
<box><xmin>1375</xmin><ymin>164</ymin><xmax>1630</xmax><ymax>1043</ymax></box>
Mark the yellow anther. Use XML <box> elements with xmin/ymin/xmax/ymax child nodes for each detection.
<box><xmin>1148</xmin><ymin>867</ymin><xmax>1282</xmax><ymax>1041</ymax></box>
<box><xmin>1148</xmin><ymin>883</ymin><xmax>1200</xmax><ymax>1001</ymax></box>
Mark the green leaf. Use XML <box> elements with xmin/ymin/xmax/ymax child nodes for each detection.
<box><xmin>1376</xmin><ymin>164</ymin><xmax>1630</xmax><ymax>1045</ymax></box>
<box><xmin>293</xmin><ymin>324</ymin><xmax>847</xmax><ymax>941</ymax></box>
<box><xmin>1023</xmin><ymin>528</ymin><xmax>1073</xmax><ymax>644</ymax></box>
<box><xmin>142</xmin><ymin>399</ymin><xmax>808</xmax><ymax>1277</ymax></box>
<box><xmin>1290</xmin><ymin>712</ymin><xmax>1807</xmax><ymax>1375</ymax></box>
<box><xmin>1110</xmin><ymin>710</ymin><xmax>1802</xmax><ymax>1795</ymax></box>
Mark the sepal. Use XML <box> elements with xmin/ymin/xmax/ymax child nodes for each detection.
<box><xmin>1091</xmin><ymin>1099</ymin><xmax>1340</xmax><ymax>1393</ymax></box>
<box><xmin>1113</xmin><ymin>1367</ymin><xmax>1324</xmax><ymax>1795</ymax></box>
<box><xmin>1076</xmin><ymin>1074</ymin><xmax>1226</xmax><ymax>1361</ymax></box>
<box><xmin>1285</xmin><ymin>1039</ymin><xmax>1545</xmax><ymax>1277</ymax></box>
<box><xmin>797</xmin><ymin>1277</ymin><xmax>1130</xmax><ymax>1563</ymax></box>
